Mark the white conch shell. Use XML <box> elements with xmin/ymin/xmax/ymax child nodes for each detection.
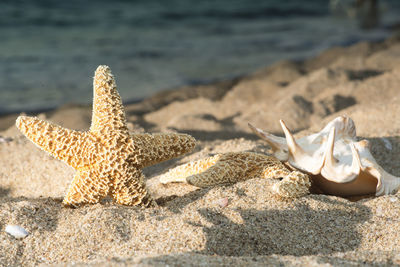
<box><xmin>249</xmin><ymin>116</ymin><xmax>400</xmax><ymax>196</ymax></box>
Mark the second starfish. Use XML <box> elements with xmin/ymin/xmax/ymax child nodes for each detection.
<box><xmin>160</xmin><ymin>152</ymin><xmax>311</xmax><ymax>198</ymax></box>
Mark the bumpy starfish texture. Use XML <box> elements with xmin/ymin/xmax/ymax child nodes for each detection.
<box><xmin>160</xmin><ymin>152</ymin><xmax>311</xmax><ymax>198</ymax></box>
<box><xmin>16</xmin><ymin>65</ymin><xmax>196</xmax><ymax>207</ymax></box>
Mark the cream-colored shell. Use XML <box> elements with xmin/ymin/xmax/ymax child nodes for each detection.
<box><xmin>249</xmin><ymin>116</ymin><xmax>400</xmax><ymax>196</ymax></box>
<box><xmin>16</xmin><ymin>65</ymin><xmax>196</xmax><ymax>207</ymax></box>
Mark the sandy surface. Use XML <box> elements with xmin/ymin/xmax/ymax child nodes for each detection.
<box><xmin>1</xmin><ymin>36</ymin><xmax>400</xmax><ymax>266</ymax></box>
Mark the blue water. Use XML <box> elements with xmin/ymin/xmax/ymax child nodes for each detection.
<box><xmin>0</xmin><ymin>0</ymin><xmax>399</xmax><ymax>114</ymax></box>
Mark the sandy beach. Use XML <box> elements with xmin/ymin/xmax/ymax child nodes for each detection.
<box><xmin>1</xmin><ymin>35</ymin><xmax>400</xmax><ymax>266</ymax></box>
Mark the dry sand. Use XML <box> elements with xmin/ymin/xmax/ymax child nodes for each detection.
<box><xmin>1</xmin><ymin>36</ymin><xmax>400</xmax><ymax>266</ymax></box>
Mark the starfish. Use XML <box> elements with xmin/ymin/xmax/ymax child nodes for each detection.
<box><xmin>16</xmin><ymin>65</ymin><xmax>196</xmax><ymax>207</ymax></box>
<box><xmin>159</xmin><ymin>152</ymin><xmax>311</xmax><ymax>198</ymax></box>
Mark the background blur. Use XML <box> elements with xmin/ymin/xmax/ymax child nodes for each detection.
<box><xmin>0</xmin><ymin>0</ymin><xmax>399</xmax><ymax>114</ymax></box>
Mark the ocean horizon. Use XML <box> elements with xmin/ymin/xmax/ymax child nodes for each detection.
<box><xmin>0</xmin><ymin>0</ymin><xmax>399</xmax><ymax>115</ymax></box>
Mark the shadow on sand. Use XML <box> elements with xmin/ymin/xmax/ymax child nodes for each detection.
<box><xmin>145</xmin><ymin>196</ymin><xmax>373</xmax><ymax>264</ymax></box>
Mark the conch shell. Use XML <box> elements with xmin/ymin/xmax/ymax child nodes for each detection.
<box><xmin>249</xmin><ymin>116</ymin><xmax>400</xmax><ymax>196</ymax></box>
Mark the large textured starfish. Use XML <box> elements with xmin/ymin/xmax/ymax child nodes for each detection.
<box><xmin>160</xmin><ymin>152</ymin><xmax>311</xmax><ymax>198</ymax></box>
<box><xmin>16</xmin><ymin>65</ymin><xmax>196</xmax><ymax>207</ymax></box>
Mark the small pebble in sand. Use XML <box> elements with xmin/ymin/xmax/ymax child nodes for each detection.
<box><xmin>215</xmin><ymin>197</ymin><xmax>229</xmax><ymax>208</ymax></box>
<box><xmin>389</xmin><ymin>196</ymin><xmax>397</xmax><ymax>203</ymax></box>
<box><xmin>375</xmin><ymin>206</ymin><xmax>383</xmax><ymax>216</ymax></box>
<box><xmin>5</xmin><ymin>225</ymin><xmax>29</xmax><ymax>239</ymax></box>
<box><xmin>0</xmin><ymin>136</ymin><xmax>13</xmax><ymax>143</ymax></box>
<box><xmin>381</xmin><ymin>138</ymin><xmax>392</xmax><ymax>150</ymax></box>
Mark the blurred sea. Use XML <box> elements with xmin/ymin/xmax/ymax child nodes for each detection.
<box><xmin>0</xmin><ymin>0</ymin><xmax>399</xmax><ymax>114</ymax></box>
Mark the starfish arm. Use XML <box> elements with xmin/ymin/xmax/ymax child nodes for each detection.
<box><xmin>63</xmin><ymin>168</ymin><xmax>110</xmax><ymax>207</ymax></box>
<box><xmin>260</xmin><ymin>161</ymin><xmax>292</xmax><ymax>179</ymax></box>
<box><xmin>159</xmin><ymin>155</ymin><xmax>222</xmax><ymax>184</ymax></box>
<box><xmin>185</xmin><ymin>154</ymin><xmax>252</xmax><ymax>187</ymax></box>
<box><xmin>16</xmin><ymin>115</ymin><xmax>92</xmax><ymax>169</ymax></box>
<box><xmin>185</xmin><ymin>152</ymin><xmax>280</xmax><ymax>187</ymax></box>
<box><xmin>272</xmin><ymin>171</ymin><xmax>311</xmax><ymax>198</ymax></box>
<box><xmin>131</xmin><ymin>133</ymin><xmax>196</xmax><ymax>168</ymax></box>
<box><xmin>162</xmin><ymin>153</ymin><xmax>259</xmax><ymax>187</ymax></box>
<box><xmin>112</xmin><ymin>167</ymin><xmax>155</xmax><ymax>207</ymax></box>
<box><xmin>90</xmin><ymin>65</ymin><xmax>129</xmax><ymax>134</ymax></box>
